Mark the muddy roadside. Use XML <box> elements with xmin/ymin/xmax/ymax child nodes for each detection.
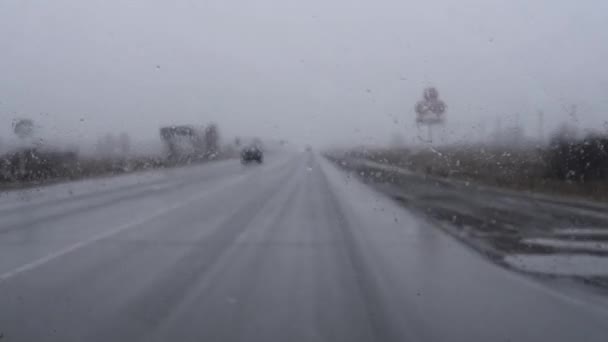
<box><xmin>327</xmin><ymin>154</ymin><xmax>608</xmax><ymax>290</ymax></box>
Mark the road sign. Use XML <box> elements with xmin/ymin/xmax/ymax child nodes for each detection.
<box><xmin>415</xmin><ymin>87</ymin><xmax>446</xmax><ymax>125</ymax></box>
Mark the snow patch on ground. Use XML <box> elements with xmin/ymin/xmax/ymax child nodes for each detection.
<box><xmin>524</xmin><ymin>238</ymin><xmax>608</xmax><ymax>253</ymax></box>
<box><xmin>505</xmin><ymin>254</ymin><xmax>608</xmax><ymax>276</ymax></box>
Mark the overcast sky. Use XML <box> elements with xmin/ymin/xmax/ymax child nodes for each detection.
<box><xmin>1</xmin><ymin>0</ymin><xmax>607</xmax><ymax>149</ymax></box>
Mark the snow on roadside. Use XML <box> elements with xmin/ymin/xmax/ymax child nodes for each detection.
<box><xmin>524</xmin><ymin>238</ymin><xmax>608</xmax><ymax>253</ymax></box>
<box><xmin>505</xmin><ymin>254</ymin><xmax>608</xmax><ymax>277</ymax></box>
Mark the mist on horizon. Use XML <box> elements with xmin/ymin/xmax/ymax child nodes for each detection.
<box><xmin>1</xmin><ymin>0</ymin><xmax>607</xmax><ymax>151</ymax></box>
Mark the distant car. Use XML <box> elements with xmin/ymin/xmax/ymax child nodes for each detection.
<box><xmin>241</xmin><ymin>145</ymin><xmax>263</xmax><ymax>164</ymax></box>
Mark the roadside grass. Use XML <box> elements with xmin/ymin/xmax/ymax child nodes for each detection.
<box><xmin>340</xmin><ymin>145</ymin><xmax>608</xmax><ymax>203</ymax></box>
<box><xmin>0</xmin><ymin>149</ymin><xmax>238</xmax><ymax>191</ymax></box>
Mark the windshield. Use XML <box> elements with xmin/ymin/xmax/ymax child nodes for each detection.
<box><xmin>1</xmin><ymin>1</ymin><xmax>608</xmax><ymax>341</ymax></box>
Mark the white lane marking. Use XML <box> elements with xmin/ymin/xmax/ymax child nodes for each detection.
<box><xmin>0</xmin><ymin>213</ymin><xmax>161</xmax><ymax>282</ymax></box>
<box><xmin>0</xmin><ymin>155</ymin><xmax>297</xmax><ymax>284</ymax></box>
<box><xmin>0</xmin><ymin>172</ymin><xmax>249</xmax><ymax>284</ymax></box>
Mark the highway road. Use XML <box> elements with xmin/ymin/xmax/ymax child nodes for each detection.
<box><xmin>0</xmin><ymin>152</ymin><xmax>607</xmax><ymax>341</ymax></box>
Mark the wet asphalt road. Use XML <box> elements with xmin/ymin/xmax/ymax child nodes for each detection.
<box><xmin>0</xmin><ymin>152</ymin><xmax>607</xmax><ymax>342</ymax></box>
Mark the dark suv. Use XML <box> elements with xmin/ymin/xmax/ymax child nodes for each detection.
<box><xmin>241</xmin><ymin>145</ymin><xmax>263</xmax><ymax>164</ymax></box>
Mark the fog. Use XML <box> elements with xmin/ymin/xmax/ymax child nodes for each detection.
<box><xmin>1</xmin><ymin>0</ymin><xmax>607</xmax><ymax>150</ymax></box>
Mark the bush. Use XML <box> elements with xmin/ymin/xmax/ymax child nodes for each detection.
<box><xmin>546</xmin><ymin>134</ymin><xmax>608</xmax><ymax>182</ymax></box>
<box><xmin>0</xmin><ymin>148</ymin><xmax>78</xmax><ymax>182</ymax></box>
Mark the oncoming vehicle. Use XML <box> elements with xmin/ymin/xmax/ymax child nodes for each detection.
<box><xmin>241</xmin><ymin>145</ymin><xmax>263</xmax><ymax>164</ymax></box>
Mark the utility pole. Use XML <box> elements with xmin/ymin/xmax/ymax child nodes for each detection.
<box><xmin>537</xmin><ymin>110</ymin><xmax>544</xmax><ymax>142</ymax></box>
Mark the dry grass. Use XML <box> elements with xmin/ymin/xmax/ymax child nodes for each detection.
<box><xmin>0</xmin><ymin>148</ymin><xmax>237</xmax><ymax>190</ymax></box>
<box><xmin>344</xmin><ymin>144</ymin><xmax>608</xmax><ymax>202</ymax></box>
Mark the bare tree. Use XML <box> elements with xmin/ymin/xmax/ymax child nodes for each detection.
<box><xmin>96</xmin><ymin>133</ymin><xmax>118</xmax><ymax>157</ymax></box>
<box><xmin>119</xmin><ymin>132</ymin><xmax>131</xmax><ymax>155</ymax></box>
<box><xmin>204</xmin><ymin>124</ymin><xmax>220</xmax><ymax>155</ymax></box>
<box><xmin>13</xmin><ymin>119</ymin><xmax>34</xmax><ymax>139</ymax></box>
